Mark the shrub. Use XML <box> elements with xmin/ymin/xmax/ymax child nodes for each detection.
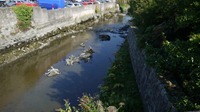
<box><xmin>119</xmin><ymin>4</ymin><xmax>129</xmax><ymax>13</ymax></box>
<box><xmin>95</xmin><ymin>6</ymin><xmax>101</xmax><ymax>13</ymax></box>
<box><xmin>13</xmin><ymin>5</ymin><xmax>33</xmax><ymax>31</ymax></box>
<box><xmin>56</xmin><ymin>94</ymin><xmax>124</xmax><ymax>112</ymax></box>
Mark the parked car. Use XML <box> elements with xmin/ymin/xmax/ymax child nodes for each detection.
<box><xmin>74</xmin><ymin>0</ymin><xmax>81</xmax><ymax>2</ymax></box>
<box><xmin>105</xmin><ymin>0</ymin><xmax>110</xmax><ymax>2</ymax></box>
<box><xmin>16</xmin><ymin>1</ymin><xmax>38</xmax><ymax>6</ymax></box>
<box><xmin>94</xmin><ymin>0</ymin><xmax>100</xmax><ymax>4</ymax></box>
<box><xmin>81</xmin><ymin>0</ymin><xmax>93</xmax><ymax>5</ymax></box>
<box><xmin>81</xmin><ymin>0</ymin><xmax>88</xmax><ymax>5</ymax></box>
<box><xmin>0</xmin><ymin>0</ymin><xmax>6</xmax><ymax>7</ymax></box>
<box><xmin>4</xmin><ymin>0</ymin><xmax>38</xmax><ymax>7</ymax></box>
<box><xmin>6</xmin><ymin>1</ymin><xmax>16</xmax><ymax>6</ymax></box>
<box><xmin>98</xmin><ymin>0</ymin><xmax>106</xmax><ymax>3</ymax></box>
<box><xmin>73</xmin><ymin>2</ymin><xmax>82</xmax><ymax>6</ymax></box>
<box><xmin>3</xmin><ymin>0</ymin><xmax>23</xmax><ymax>7</ymax></box>
<box><xmin>65</xmin><ymin>1</ymin><xmax>74</xmax><ymax>7</ymax></box>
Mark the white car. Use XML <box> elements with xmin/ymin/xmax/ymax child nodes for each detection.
<box><xmin>95</xmin><ymin>1</ymin><xmax>101</xmax><ymax>4</ymax></box>
<box><xmin>75</xmin><ymin>0</ymin><xmax>82</xmax><ymax>2</ymax></box>
<box><xmin>73</xmin><ymin>2</ymin><xmax>82</xmax><ymax>6</ymax></box>
<box><xmin>65</xmin><ymin>1</ymin><xmax>75</xmax><ymax>7</ymax></box>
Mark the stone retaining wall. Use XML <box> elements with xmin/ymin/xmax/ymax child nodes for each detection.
<box><xmin>0</xmin><ymin>3</ymin><xmax>118</xmax><ymax>50</ymax></box>
<box><xmin>127</xmin><ymin>28</ymin><xmax>177</xmax><ymax>112</ymax></box>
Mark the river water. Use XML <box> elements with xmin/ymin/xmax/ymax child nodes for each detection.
<box><xmin>0</xmin><ymin>15</ymin><xmax>130</xmax><ymax>112</ymax></box>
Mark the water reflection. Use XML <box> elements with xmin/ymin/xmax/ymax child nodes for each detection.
<box><xmin>0</xmin><ymin>15</ymin><xmax>130</xmax><ymax>112</ymax></box>
<box><xmin>0</xmin><ymin>32</ymin><xmax>91</xmax><ymax>111</ymax></box>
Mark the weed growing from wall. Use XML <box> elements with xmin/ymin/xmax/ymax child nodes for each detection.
<box><xmin>13</xmin><ymin>5</ymin><xmax>33</xmax><ymax>31</ymax></box>
<box><xmin>95</xmin><ymin>6</ymin><xmax>101</xmax><ymax>13</ymax></box>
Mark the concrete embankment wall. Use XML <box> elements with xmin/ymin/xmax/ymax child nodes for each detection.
<box><xmin>127</xmin><ymin>28</ymin><xmax>177</xmax><ymax>112</ymax></box>
<box><xmin>0</xmin><ymin>3</ymin><xmax>118</xmax><ymax>50</ymax></box>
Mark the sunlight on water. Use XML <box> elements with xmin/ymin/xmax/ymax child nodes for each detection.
<box><xmin>0</xmin><ymin>15</ymin><xmax>131</xmax><ymax>112</ymax></box>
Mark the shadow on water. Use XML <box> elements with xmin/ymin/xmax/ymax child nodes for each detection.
<box><xmin>48</xmin><ymin>30</ymin><xmax>125</xmax><ymax>106</ymax></box>
<box><xmin>0</xmin><ymin>15</ymin><xmax>131</xmax><ymax>112</ymax></box>
<box><xmin>0</xmin><ymin>32</ymin><xmax>91</xmax><ymax>111</ymax></box>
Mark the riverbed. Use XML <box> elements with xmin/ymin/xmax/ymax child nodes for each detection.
<box><xmin>0</xmin><ymin>15</ymin><xmax>131</xmax><ymax>112</ymax></box>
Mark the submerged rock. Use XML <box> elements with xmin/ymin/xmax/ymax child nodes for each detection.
<box><xmin>99</xmin><ymin>34</ymin><xmax>111</xmax><ymax>41</ymax></box>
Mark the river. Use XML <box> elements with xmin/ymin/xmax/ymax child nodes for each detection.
<box><xmin>0</xmin><ymin>15</ymin><xmax>131</xmax><ymax>112</ymax></box>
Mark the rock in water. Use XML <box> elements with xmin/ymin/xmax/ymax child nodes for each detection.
<box><xmin>99</xmin><ymin>34</ymin><xmax>111</xmax><ymax>41</ymax></box>
<box><xmin>79</xmin><ymin>52</ymin><xmax>92</xmax><ymax>59</ymax></box>
<box><xmin>83</xmin><ymin>46</ymin><xmax>95</xmax><ymax>54</ymax></box>
<box><xmin>65</xmin><ymin>47</ymin><xmax>95</xmax><ymax>65</ymax></box>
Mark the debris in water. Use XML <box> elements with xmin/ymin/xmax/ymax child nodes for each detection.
<box><xmin>65</xmin><ymin>46</ymin><xmax>95</xmax><ymax>65</ymax></box>
<box><xmin>88</xmin><ymin>27</ymin><xmax>93</xmax><ymax>30</ymax></box>
<box><xmin>80</xmin><ymin>43</ymin><xmax>85</xmax><ymax>47</ymax></box>
<box><xmin>39</xmin><ymin>42</ymin><xmax>49</xmax><ymax>49</ymax></box>
<box><xmin>45</xmin><ymin>66</ymin><xmax>60</xmax><ymax>77</ymax></box>
<box><xmin>71</xmin><ymin>35</ymin><xmax>76</xmax><ymax>38</ymax></box>
<box><xmin>66</xmin><ymin>55</ymin><xmax>80</xmax><ymax>65</ymax></box>
<box><xmin>79</xmin><ymin>46</ymin><xmax>94</xmax><ymax>61</ymax></box>
<box><xmin>79</xmin><ymin>52</ymin><xmax>92</xmax><ymax>60</ymax></box>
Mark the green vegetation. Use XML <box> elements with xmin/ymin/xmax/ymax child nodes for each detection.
<box><xmin>119</xmin><ymin>4</ymin><xmax>129</xmax><ymax>13</ymax></box>
<box><xmin>117</xmin><ymin>0</ymin><xmax>130</xmax><ymax>4</ymax></box>
<box><xmin>100</xmin><ymin>40</ymin><xmax>143</xmax><ymax>112</ymax></box>
<box><xmin>128</xmin><ymin>0</ymin><xmax>200</xmax><ymax>111</ymax></box>
<box><xmin>95</xmin><ymin>6</ymin><xmax>101</xmax><ymax>13</ymax></box>
<box><xmin>116</xmin><ymin>0</ymin><xmax>130</xmax><ymax>13</ymax></box>
<box><xmin>56</xmin><ymin>94</ymin><xmax>124</xmax><ymax>112</ymax></box>
<box><xmin>57</xmin><ymin>41</ymin><xmax>143</xmax><ymax>112</ymax></box>
<box><xmin>13</xmin><ymin>5</ymin><xmax>33</xmax><ymax>31</ymax></box>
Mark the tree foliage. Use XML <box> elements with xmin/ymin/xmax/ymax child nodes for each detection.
<box><xmin>129</xmin><ymin>0</ymin><xmax>200</xmax><ymax>111</ymax></box>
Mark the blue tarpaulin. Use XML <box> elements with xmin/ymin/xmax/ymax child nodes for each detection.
<box><xmin>38</xmin><ymin>0</ymin><xmax>65</xmax><ymax>10</ymax></box>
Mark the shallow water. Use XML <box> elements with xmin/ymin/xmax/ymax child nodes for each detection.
<box><xmin>0</xmin><ymin>15</ymin><xmax>131</xmax><ymax>112</ymax></box>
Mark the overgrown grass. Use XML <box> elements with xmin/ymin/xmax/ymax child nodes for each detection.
<box><xmin>100</xmin><ymin>40</ymin><xmax>143</xmax><ymax>112</ymax></box>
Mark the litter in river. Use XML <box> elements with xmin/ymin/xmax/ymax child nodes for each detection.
<box><xmin>45</xmin><ymin>66</ymin><xmax>60</xmax><ymax>77</ymax></box>
<box><xmin>65</xmin><ymin>46</ymin><xmax>95</xmax><ymax>66</ymax></box>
